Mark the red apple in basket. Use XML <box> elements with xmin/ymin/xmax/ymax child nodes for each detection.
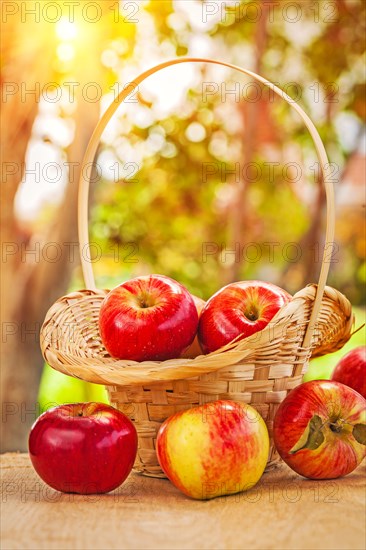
<box><xmin>273</xmin><ymin>380</ymin><xmax>366</xmax><ymax>479</ymax></box>
<box><xmin>331</xmin><ymin>346</ymin><xmax>366</xmax><ymax>399</ymax></box>
<box><xmin>180</xmin><ymin>295</ymin><xmax>205</xmax><ymax>358</ymax></box>
<box><xmin>99</xmin><ymin>274</ymin><xmax>199</xmax><ymax>361</ymax></box>
<box><xmin>198</xmin><ymin>280</ymin><xmax>291</xmax><ymax>354</ymax></box>
<box><xmin>156</xmin><ymin>400</ymin><xmax>269</xmax><ymax>500</ymax></box>
<box><xmin>28</xmin><ymin>403</ymin><xmax>137</xmax><ymax>494</ymax></box>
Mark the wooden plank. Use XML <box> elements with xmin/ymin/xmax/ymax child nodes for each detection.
<box><xmin>1</xmin><ymin>453</ymin><xmax>365</xmax><ymax>550</ymax></box>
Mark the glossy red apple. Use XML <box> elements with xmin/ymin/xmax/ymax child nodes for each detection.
<box><xmin>180</xmin><ymin>295</ymin><xmax>205</xmax><ymax>358</ymax></box>
<box><xmin>99</xmin><ymin>274</ymin><xmax>199</xmax><ymax>361</ymax></box>
<box><xmin>198</xmin><ymin>280</ymin><xmax>291</xmax><ymax>354</ymax></box>
<box><xmin>331</xmin><ymin>346</ymin><xmax>366</xmax><ymax>398</ymax></box>
<box><xmin>156</xmin><ymin>400</ymin><xmax>269</xmax><ymax>500</ymax></box>
<box><xmin>273</xmin><ymin>380</ymin><xmax>366</xmax><ymax>480</ymax></box>
<box><xmin>28</xmin><ymin>403</ymin><xmax>138</xmax><ymax>494</ymax></box>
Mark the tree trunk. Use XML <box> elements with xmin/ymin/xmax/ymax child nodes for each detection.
<box><xmin>1</xmin><ymin>18</ymin><xmax>103</xmax><ymax>451</ymax></box>
<box><xmin>282</xmin><ymin>99</ymin><xmax>335</xmax><ymax>288</ymax></box>
<box><xmin>1</xmin><ymin>18</ymin><xmax>55</xmax><ymax>450</ymax></box>
<box><xmin>226</xmin><ymin>1</ymin><xmax>268</xmax><ymax>282</ymax></box>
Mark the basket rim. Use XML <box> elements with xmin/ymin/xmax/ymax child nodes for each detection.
<box><xmin>40</xmin><ymin>284</ymin><xmax>354</xmax><ymax>387</ymax></box>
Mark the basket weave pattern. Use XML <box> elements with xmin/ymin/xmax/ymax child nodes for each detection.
<box><xmin>41</xmin><ymin>284</ymin><xmax>353</xmax><ymax>477</ymax></box>
<box><xmin>40</xmin><ymin>58</ymin><xmax>355</xmax><ymax>478</ymax></box>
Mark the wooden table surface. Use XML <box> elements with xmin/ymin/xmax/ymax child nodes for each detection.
<box><xmin>1</xmin><ymin>453</ymin><xmax>365</xmax><ymax>550</ymax></box>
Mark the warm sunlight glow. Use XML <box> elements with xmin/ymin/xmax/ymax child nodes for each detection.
<box><xmin>57</xmin><ymin>43</ymin><xmax>75</xmax><ymax>62</ymax></box>
<box><xmin>56</xmin><ymin>18</ymin><xmax>78</xmax><ymax>41</ymax></box>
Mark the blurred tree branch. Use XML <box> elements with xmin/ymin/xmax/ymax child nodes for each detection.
<box><xmin>0</xmin><ymin>12</ymin><xmax>105</xmax><ymax>451</ymax></box>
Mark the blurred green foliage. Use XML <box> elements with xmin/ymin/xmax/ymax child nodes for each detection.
<box><xmin>38</xmin><ymin>364</ymin><xmax>109</xmax><ymax>412</ymax></box>
<box><xmin>37</xmin><ymin>0</ymin><xmax>366</xmax><ymax>407</ymax></box>
<box><xmin>85</xmin><ymin>0</ymin><xmax>366</xmax><ymax>302</ymax></box>
<box><xmin>305</xmin><ymin>307</ymin><xmax>366</xmax><ymax>381</ymax></box>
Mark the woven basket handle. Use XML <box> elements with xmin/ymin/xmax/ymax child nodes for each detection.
<box><xmin>78</xmin><ymin>57</ymin><xmax>335</xmax><ymax>350</ymax></box>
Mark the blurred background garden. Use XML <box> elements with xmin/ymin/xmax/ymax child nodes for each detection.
<box><xmin>1</xmin><ymin>0</ymin><xmax>365</xmax><ymax>451</ymax></box>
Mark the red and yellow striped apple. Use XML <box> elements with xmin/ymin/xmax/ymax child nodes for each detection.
<box><xmin>156</xmin><ymin>400</ymin><xmax>269</xmax><ymax>500</ymax></box>
<box><xmin>273</xmin><ymin>380</ymin><xmax>366</xmax><ymax>479</ymax></box>
<box><xmin>331</xmin><ymin>346</ymin><xmax>366</xmax><ymax>399</ymax></box>
<box><xmin>198</xmin><ymin>280</ymin><xmax>291</xmax><ymax>354</ymax></box>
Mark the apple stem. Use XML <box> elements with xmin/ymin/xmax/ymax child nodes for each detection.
<box><xmin>329</xmin><ymin>423</ymin><xmax>342</xmax><ymax>433</ymax></box>
<box><xmin>329</xmin><ymin>418</ymin><xmax>345</xmax><ymax>434</ymax></box>
<box><xmin>136</xmin><ymin>291</ymin><xmax>156</xmax><ymax>309</ymax></box>
<box><xmin>244</xmin><ymin>307</ymin><xmax>259</xmax><ymax>321</ymax></box>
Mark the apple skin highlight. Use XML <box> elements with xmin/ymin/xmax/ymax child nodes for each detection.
<box><xmin>28</xmin><ymin>402</ymin><xmax>138</xmax><ymax>494</ymax></box>
<box><xmin>198</xmin><ymin>280</ymin><xmax>291</xmax><ymax>354</ymax></box>
<box><xmin>99</xmin><ymin>274</ymin><xmax>199</xmax><ymax>361</ymax></box>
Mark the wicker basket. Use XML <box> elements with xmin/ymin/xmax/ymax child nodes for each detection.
<box><xmin>40</xmin><ymin>58</ymin><xmax>354</xmax><ymax>478</ymax></box>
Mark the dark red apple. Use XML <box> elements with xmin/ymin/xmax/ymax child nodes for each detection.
<box><xmin>198</xmin><ymin>280</ymin><xmax>291</xmax><ymax>354</ymax></box>
<box><xmin>331</xmin><ymin>346</ymin><xmax>366</xmax><ymax>399</ymax></box>
<box><xmin>180</xmin><ymin>295</ymin><xmax>205</xmax><ymax>358</ymax></box>
<box><xmin>273</xmin><ymin>380</ymin><xmax>366</xmax><ymax>479</ymax></box>
<box><xmin>28</xmin><ymin>402</ymin><xmax>137</xmax><ymax>494</ymax></box>
<box><xmin>99</xmin><ymin>274</ymin><xmax>199</xmax><ymax>361</ymax></box>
